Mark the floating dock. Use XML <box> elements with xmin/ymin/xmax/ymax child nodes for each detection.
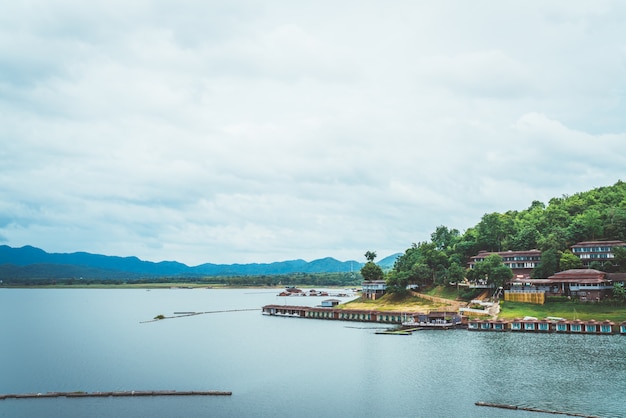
<box><xmin>262</xmin><ymin>304</ymin><xmax>461</xmax><ymax>327</ymax></box>
<box><xmin>468</xmin><ymin>317</ymin><xmax>623</xmax><ymax>334</ymax></box>
<box><xmin>0</xmin><ymin>390</ymin><xmax>232</xmax><ymax>400</ymax></box>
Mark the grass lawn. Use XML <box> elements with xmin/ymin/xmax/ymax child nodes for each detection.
<box><xmin>499</xmin><ymin>300</ymin><xmax>626</xmax><ymax>322</ymax></box>
<box><xmin>339</xmin><ymin>293</ymin><xmax>451</xmax><ymax>312</ymax></box>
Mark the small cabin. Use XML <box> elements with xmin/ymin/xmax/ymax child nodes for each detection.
<box><xmin>321</xmin><ymin>299</ymin><xmax>340</xmax><ymax>308</ymax></box>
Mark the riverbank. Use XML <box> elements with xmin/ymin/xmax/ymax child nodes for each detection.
<box><xmin>338</xmin><ymin>289</ymin><xmax>626</xmax><ymax>323</ymax></box>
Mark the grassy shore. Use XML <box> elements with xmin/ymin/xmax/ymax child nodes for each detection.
<box><xmin>339</xmin><ymin>286</ymin><xmax>626</xmax><ymax>322</ymax></box>
<box><xmin>499</xmin><ymin>300</ymin><xmax>626</xmax><ymax>322</ymax></box>
<box><xmin>339</xmin><ymin>294</ymin><xmax>443</xmax><ymax>313</ymax></box>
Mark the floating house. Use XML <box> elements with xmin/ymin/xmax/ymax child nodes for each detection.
<box><xmin>262</xmin><ymin>305</ymin><xmax>442</xmax><ymax>325</ymax></box>
<box><xmin>468</xmin><ymin>317</ymin><xmax>616</xmax><ymax>334</ymax></box>
<box><xmin>321</xmin><ymin>299</ymin><xmax>340</xmax><ymax>308</ymax></box>
<box><xmin>401</xmin><ymin>311</ymin><xmax>462</xmax><ymax>329</ymax></box>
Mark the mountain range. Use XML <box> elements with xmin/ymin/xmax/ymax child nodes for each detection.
<box><xmin>0</xmin><ymin>245</ymin><xmax>401</xmax><ymax>280</ymax></box>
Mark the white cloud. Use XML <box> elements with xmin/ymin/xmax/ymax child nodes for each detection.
<box><xmin>1</xmin><ymin>1</ymin><xmax>626</xmax><ymax>264</ymax></box>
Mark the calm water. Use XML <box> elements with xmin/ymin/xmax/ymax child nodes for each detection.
<box><xmin>1</xmin><ymin>288</ymin><xmax>626</xmax><ymax>418</ymax></box>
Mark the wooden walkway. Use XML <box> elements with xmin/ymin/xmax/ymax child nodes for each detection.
<box><xmin>0</xmin><ymin>390</ymin><xmax>232</xmax><ymax>400</ymax></box>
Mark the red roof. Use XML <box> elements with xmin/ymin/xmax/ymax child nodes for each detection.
<box><xmin>547</xmin><ymin>269</ymin><xmax>609</xmax><ymax>283</ymax></box>
<box><xmin>571</xmin><ymin>240</ymin><xmax>625</xmax><ymax>247</ymax></box>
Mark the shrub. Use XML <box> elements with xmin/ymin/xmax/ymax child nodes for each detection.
<box><xmin>546</xmin><ymin>296</ymin><xmax>570</xmax><ymax>303</ymax></box>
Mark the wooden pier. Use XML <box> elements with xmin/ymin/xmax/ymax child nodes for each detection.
<box><xmin>0</xmin><ymin>390</ymin><xmax>232</xmax><ymax>400</ymax></box>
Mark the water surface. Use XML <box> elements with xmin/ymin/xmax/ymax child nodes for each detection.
<box><xmin>1</xmin><ymin>288</ymin><xmax>625</xmax><ymax>417</ymax></box>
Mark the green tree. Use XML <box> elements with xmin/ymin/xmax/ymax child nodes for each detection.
<box><xmin>431</xmin><ymin>225</ymin><xmax>460</xmax><ymax>251</ymax></box>
<box><xmin>471</xmin><ymin>254</ymin><xmax>513</xmax><ymax>288</ymax></box>
<box><xmin>559</xmin><ymin>250</ymin><xmax>583</xmax><ymax>270</ymax></box>
<box><xmin>385</xmin><ymin>271</ymin><xmax>408</xmax><ymax>295</ymax></box>
<box><xmin>612</xmin><ymin>246</ymin><xmax>626</xmax><ymax>273</ymax></box>
<box><xmin>532</xmin><ymin>248</ymin><xmax>559</xmax><ymax>278</ymax></box>
<box><xmin>612</xmin><ymin>282</ymin><xmax>626</xmax><ymax>303</ymax></box>
<box><xmin>589</xmin><ymin>261</ymin><xmax>604</xmax><ymax>271</ymax></box>
<box><xmin>476</xmin><ymin>213</ymin><xmax>510</xmax><ymax>252</ymax></box>
<box><xmin>360</xmin><ymin>261</ymin><xmax>383</xmax><ymax>281</ymax></box>
<box><xmin>446</xmin><ymin>262</ymin><xmax>465</xmax><ymax>285</ymax></box>
<box><xmin>364</xmin><ymin>251</ymin><xmax>377</xmax><ymax>262</ymax></box>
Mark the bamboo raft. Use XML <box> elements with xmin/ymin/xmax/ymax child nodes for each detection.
<box><xmin>0</xmin><ymin>390</ymin><xmax>232</xmax><ymax>400</ymax></box>
<box><xmin>475</xmin><ymin>401</ymin><xmax>599</xmax><ymax>417</ymax></box>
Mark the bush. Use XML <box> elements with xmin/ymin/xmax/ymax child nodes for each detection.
<box><xmin>458</xmin><ymin>288</ymin><xmax>482</xmax><ymax>301</ymax></box>
<box><xmin>546</xmin><ymin>296</ymin><xmax>570</xmax><ymax>303</ymax></box>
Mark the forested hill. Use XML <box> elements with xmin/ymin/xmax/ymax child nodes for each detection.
<box><xmin>0</xmin><ymin>245</ymin><xmax>401</xmax><ymax>281</ymax></box>
<box><xmin>390</xmin><ymin>180</ymin><xmax>626</xmax><ymax>288</ymax></box>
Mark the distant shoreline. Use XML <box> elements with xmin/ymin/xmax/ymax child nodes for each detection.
<box><xmin>0</xmin><ymin>283</ymin><xmax>348</xmax><ymax>290</ymax></box>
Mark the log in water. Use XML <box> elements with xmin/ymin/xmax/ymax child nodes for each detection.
<box><xmin>0</xmin><ymin>390</ymin><xmax>232</xmax><ymax>400</ymax></box>
<box><xmin>475</xmin><ymin>401</ymin><xmax>599</xmax><ymax>417</ymax></box>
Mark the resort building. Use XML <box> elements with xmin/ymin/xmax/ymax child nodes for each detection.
<box><xmin>361</xmin><ymin>280</ymin><xmax>387</xmax><ymax>300</ymax></box>
<box><xmin>506</xmin><ymin>269</ymin><xmax>618</xmax><ymax>302</ymax></box>
<box><xmin>570</xmin><ymin>240</ymin><xmax>626</xmax><ymax>267</ymax></box>
<box><xmin>468</xmin><ymin>249</ymin><xmax>541</xmax><ymax>278</ymax></box>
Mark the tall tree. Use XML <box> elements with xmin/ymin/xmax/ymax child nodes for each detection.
<box><xmin>470</xmin><ymin>254</ymin><xmax>512</xmax><ymax>288</ymax></box>
<box><xmin>364</xmin><ymin>251</ymin><xmax>377</xmax><ymax>262</ymax></box>
<box><xmin>361</xmin><ymin>261</ymin><xmax>383</xmax><ymax>282</ymax></box>
<box><xmin>559</xmin><ymin>250</ymin><xmax>583</xmax><ymax>270</ymax></box>
<box><xmin>361</xmin><ymin>251</ymin><xmax>383</xmax><ymax>282</ymax></box>
<box><xmin>476</xmin><ymin>213</ymin><xmax>512</xmax><ymax>252</ymax></box>
<box><xmin>612</xmin><ymin>246</ymin><xmax>626</xmax><ymax>273</ymax></box>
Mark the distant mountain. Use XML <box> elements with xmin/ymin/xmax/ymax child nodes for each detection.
<box><xmin>377</xmin><ymin>253</ymin><xmax>402</xmax><ymax>269</ymax></box>
<box><xmin>0</xmin><ymin>245</ymin><xmax>399</xmax><ymax>280</ymax></box>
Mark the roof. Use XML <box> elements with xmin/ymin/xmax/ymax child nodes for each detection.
<box><xmin>571</xmin><ymin>240</ymin><xmax>626</xmax><ymax>247</ymax></box>
<box><xmin>547</xmin><ymin>269</ymin><xmax>610</xmax><ymax>283</ymax></box>
<box><xmin>511</xmin><ymin>269</ymin><xmax>615</xmax><ymax>284</ymax></box>
<box><xmin>470</xmin><ymin>249</ymin><xmax>541</xmax><ymax>260</ymax></box>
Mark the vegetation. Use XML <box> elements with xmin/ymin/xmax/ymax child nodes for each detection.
<box><xmin>0</xmin><ymin>271</ymin><xmax>363</xmax><ymax>288</ymax></box>
<box><xmin>499</xmin><ymin>300</ymin><xmax>626</xmax><ymax>321</ymax></box>
<box><xmin>388</xmin><ymin>181</ymin><xmax>626</xmax><ymax>292</ymax></box>
<box><xmin>339</xmin><ymin>292</ymin><xmax>441</xmax><ymax>312</ymax></box>
<box><xmin>360</xmin><ymin>251</ymin><xmax>384</xmax><ymax>282</ymax></box>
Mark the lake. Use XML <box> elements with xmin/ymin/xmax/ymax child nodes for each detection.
<box><xmin>1</xmin><ymin>288</ymin><xmax>625</xmax><ymax>417</ymax></box>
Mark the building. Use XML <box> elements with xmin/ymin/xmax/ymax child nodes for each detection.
<box><xmin>361</xmin><ymin>280</ymin><xmax>387</xmax><ymax>300</ymax></box>
<box><xmin>321</xmin><ymin>299</ymin><xmax>340</xmax><ymax>308</ymax></box>
<box><xmin>468</xmin><ymin>249</ymin><xmax>541</xmax><ymax>278</ymax></box>
<box><xmin>507</xmin><ymin>269</ymin><xmax>617</xmax><ymax>302</ymax></box>
<box><xmin>571</xmin><ymin>240</ymin><xmax>626</xmax><ymax>267</ymax></box>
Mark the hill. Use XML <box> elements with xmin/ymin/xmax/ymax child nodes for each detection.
<box><xmin>389</xmin><ymin>180</ymin><xmax>626</xmax><ymax>289</ymax></box>
<box><xmin>0</xmin><ymin>245</ymin><xmax>399</xmax><ymax>281</ymax></box>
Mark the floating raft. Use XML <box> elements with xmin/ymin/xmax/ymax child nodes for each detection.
<box><xmin>475</xmin><ymin>401</ymin><xmax>599</xmax><ymax>417</ymax></box>
<box><xmin>0</xmin><ymin>390</ymin><xmax>232</xmax><ymax>400</ymax></box>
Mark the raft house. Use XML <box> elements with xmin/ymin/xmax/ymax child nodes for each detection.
<box><xmin>262</xmin><ymin>305</ymin><xmax>626</xmax><ymax>335</ymax></box>
<box><xmin>261</xmin><ymin>305</ymin><xmax>462</xmax><ymax>327</ymax></box>
<box><xmin>467</xmin><ymin>317</ymin><xmax>624</xmax><ymax>334</ymax></box>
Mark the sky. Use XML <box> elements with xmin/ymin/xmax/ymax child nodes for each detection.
<box><xmin>1</xmin><ymin>1</ymin><xmax>626</xmax><ymax>266</ymax></box>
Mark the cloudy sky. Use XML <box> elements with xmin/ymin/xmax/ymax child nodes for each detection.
<box><xmin>1</xmin><ymin>1</ymin><xmax>625</xmax><ymax>265</ymax></box>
